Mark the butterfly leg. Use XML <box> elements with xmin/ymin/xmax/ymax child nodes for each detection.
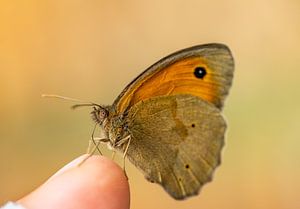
<box><xmin>123</xmin><ymin>136</ymin><xmax>131</xmax><ymax>179</ymax></box>
<box><xmin>79</xmin><ymin>137</ymin><xmax>109</xmax><ymax>166</ymax></box>
<box><xmin>86</xmin><ymin>124</ymin><xmax>96</xmax><ymax>154</ymax></box>
<box><xmin>115</xmin><ymin>135</ymin><xmax>131</xmax><ymax>179</ymax></box>
<box><xmin>111</xmin><ymin>151</ymin><xmax>116</xmax><ymax>160</ymax></box>
<box><xmin>88</xmin><ymin>123</ymin><xmax>103</xmax><ymax>155</ymax></box>
<box><xmin>122</xmin><ymin>136</ymin><xmax>131</xmax><ymax>159</ymax></box>
<box><xmin>86</xmin><ymin>138</ymin><xmax>93</xmax><ymax>154</ymax></box>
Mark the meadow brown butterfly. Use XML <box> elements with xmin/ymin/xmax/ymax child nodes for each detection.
<box><xmin>87</xmin><ymin>43</ymin><xmax>234</xmax><ymax>200</ymax></box>
<box><xmin>47</xmin><ymin>43</ymin><xmax>234</xmax><ymax>200</ymax></box>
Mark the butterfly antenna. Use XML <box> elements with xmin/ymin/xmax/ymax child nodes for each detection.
<box><xmin>41</xmin><ymin>94</ymin><xmax>102</xmax><ymax>109</ymax></box>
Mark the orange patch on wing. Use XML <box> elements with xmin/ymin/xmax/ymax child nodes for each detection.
<box><xmin>117</xmin><ymin>57</ymin><xmax>219</xmax><ymax>113</ymax></box>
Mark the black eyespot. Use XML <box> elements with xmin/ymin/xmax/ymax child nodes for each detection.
<box><xmin>194</xmin><ymin>67</ymin><xmax>206</xmax><ymax>79</ymax></box>
<box><xmin>191</xmin><ymin>124</ymin><xmax>195</xmax><ymax>128</ymax></box>
<box><xmin>185</xmin><ymin>164</ymin><xmax>190</xmax><ymax>169</ymax></box>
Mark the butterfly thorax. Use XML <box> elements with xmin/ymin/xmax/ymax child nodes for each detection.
<box><xmin>110</xmin><ymin>115</ymin><xmax>130</xmax><ymax>151</ymax></box>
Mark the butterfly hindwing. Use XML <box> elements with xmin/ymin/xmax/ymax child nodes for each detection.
<box><xmin>125</xmin><ymin>94</ymin><xmax>226</xmax><ymax>199</ymax></box>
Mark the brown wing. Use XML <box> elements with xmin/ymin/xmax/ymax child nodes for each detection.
<box><xmin>125</xmin><ymin>94</ymin><xmax>226</xmax><ymax>199</ymax></box>
<box><xmin>113</xmin><ymin>43</ymin><xmax>234</xmax><ymax>113</ymax></box>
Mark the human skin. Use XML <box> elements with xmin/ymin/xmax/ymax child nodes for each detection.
<box><xmin>18</xmin><ymin>155</ymin><xmax>130</xmax><ymax>209</ymax></box>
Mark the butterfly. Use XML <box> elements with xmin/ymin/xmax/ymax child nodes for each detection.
<box><xmin>90</xmin><ymin>43</ymin><xmax>234</xmax><ymax>199</ymax></box>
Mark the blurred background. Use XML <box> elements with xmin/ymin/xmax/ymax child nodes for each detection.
<box><xmin>0</xmin><ymin>0</ymin><xmax>299</xmax><ymax>208</ymax></box>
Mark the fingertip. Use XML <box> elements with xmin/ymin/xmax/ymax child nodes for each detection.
<box><xmin>75</xmin><ymin>155</ymin><xmax>130</xmax><ymax>209</ymax></box>
<box><xmin>19</xmin><ymin>155</ymin><xmax>130</xmax><ymax>209</ymax></box>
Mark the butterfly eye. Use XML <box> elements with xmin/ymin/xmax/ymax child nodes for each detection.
<box><xmin>90</xmin><ymin>107</ymin><xmax>108</xmax><ymax>124</ymax></box>
<box><xmin>194</xmin><ymin>67</ymin><xmax>206</xmax><ymax>79</ymax></box>
<box><xmin>99</xmin><ymin>110</ymin><xmax>107</xmax><ymax>118</ymax></box>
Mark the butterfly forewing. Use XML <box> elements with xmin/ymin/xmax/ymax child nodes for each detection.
<box><xmin>113</xmin><ymin>43</ymin><xmax>234</xmax><ymax>113</ymax></box>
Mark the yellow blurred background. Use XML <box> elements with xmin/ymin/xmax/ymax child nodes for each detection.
<box><xmin>0</xmin><ymin>0</ymin><xmax>299</xmax><ymax>208</ymax></box>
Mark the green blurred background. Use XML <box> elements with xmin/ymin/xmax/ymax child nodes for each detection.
<box><xmin>0</xmin><ymin>0</ymin><xmax>299</xmax><ymax>208</ymax></box>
